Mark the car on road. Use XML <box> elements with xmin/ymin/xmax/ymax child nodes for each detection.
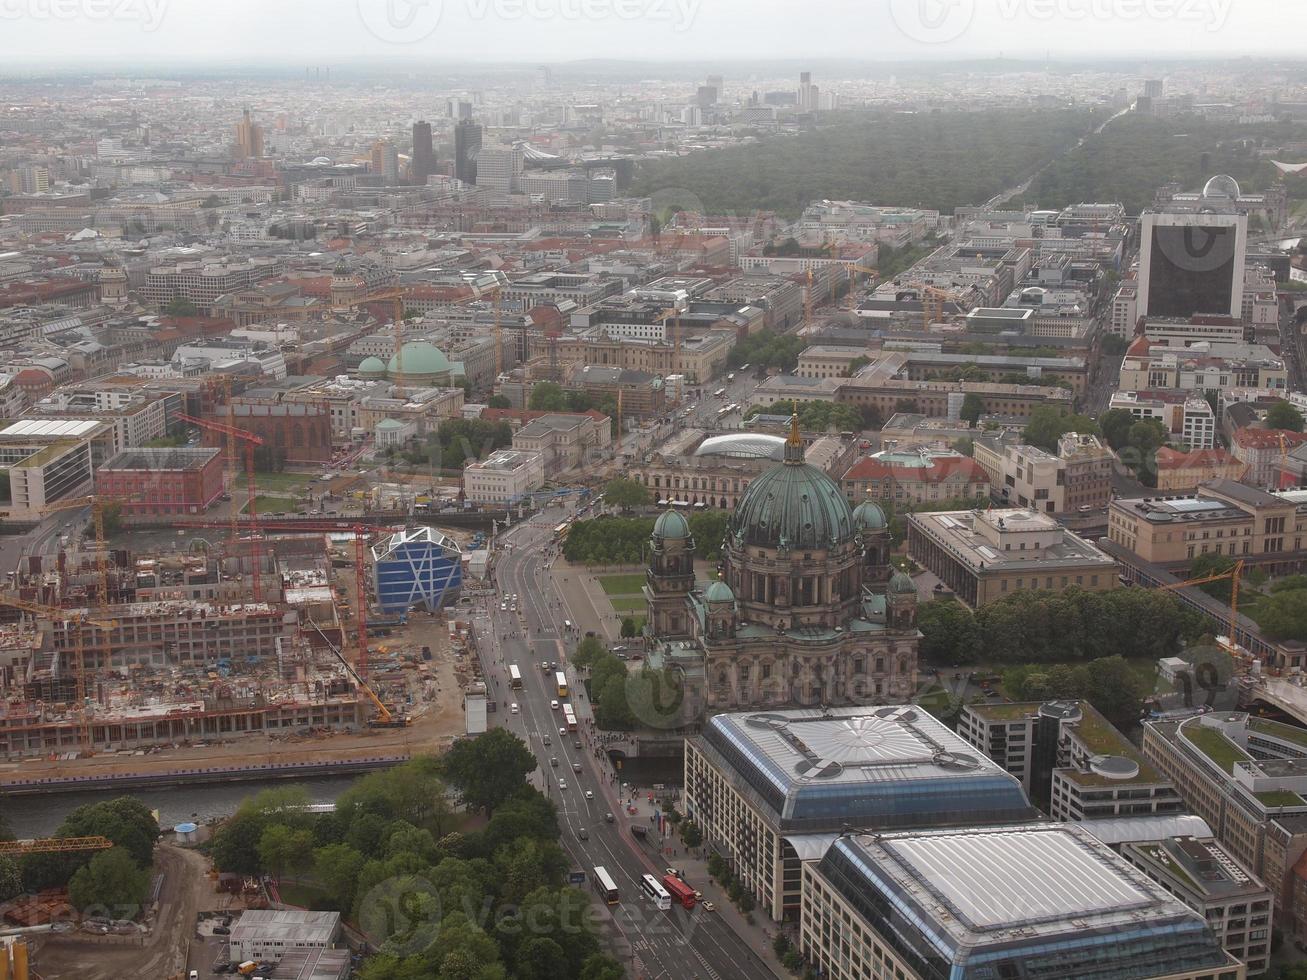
<box><xmin>585</xmin><ymin>790</ymin><xmax>594</xmax><ymax>800</ymax></box>
<box><xmin>577</xmin><ymin>828</ymin><xmax>589</xmax><ymax>841</ymax></box>
<box><xmin>573</xmin><ymin>740</ymin><xmax>582</xmax><ymax>749</ymax></box>
<box><xmin>605</xmin><ymin>812</ymin><xmax>614</xmax><ymax>823</ymax></box>
<box><xmin>550</xmin><ymin>757</ymin><xmax>559</xmax><ymax>767</ymax></box>
<box><xmin>500</xmin><ymin>602</ymin><xmax>508</xmax><ymax>611</ymax></box>
<box><xmin>543</xmin><ymin>734</ymin><xmax>550</xmax><ymax>745</ymax></box>
<box><xmin>559</xmin><ymin>727</ymin><xmax>567</xmax><ymax>736</ymax></box>
<box><xmin>572</xmin><ymin>762</ymin><xmax>582</xmax><ymax>773</ymax></box>
<box><xmin>558</xmin><ymin>778</ymin><xmax>567</xmax><ymax>790</ymax></box>
<box><xmin>702</xmin><ymin>901</ymin><xmax>715</xmax><ymax>912</ymax></box>
<box><xmin>551</xmin><ymin>699</ymin><xmax>560</xmax><ymax>710</ymax></box>
<box><xmin>510</xmin><ymin>703</ymin><xmax>519</xmax><ymax>714</ymax></box>
<box><xmin>666</xmin><ymin>867</ymin><xmax>682</xmax><ymax>878</ymax></box>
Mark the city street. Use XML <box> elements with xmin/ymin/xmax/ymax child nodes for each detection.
<box><xmin>471</xmin><ymin>505</ymin><xmax>776</xmax><ymax>980</ymax></box>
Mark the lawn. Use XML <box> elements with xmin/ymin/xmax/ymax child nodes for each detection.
<box><xmin>599</xmin><ymin>574</ymin><xmax>647</xmax><ymax>596</ymax></box>
<box><xmin>254</xmin><ymin>472</ymin><xmax>311</xmax><ymax>492</ymax></box>
<box><xmin>245</xmin><ymin>495</ymin><xmax>295</xmax><ymax>515</ymax></box>
<box><xmin>608</xmin><ymin>596</ymin><xmax>647</xmax><ymax>613</ymax></box>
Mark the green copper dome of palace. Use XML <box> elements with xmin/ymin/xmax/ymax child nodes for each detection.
<box><xmin>729</xmin><ymin>415</ymin><xmax>855</xmax><ymax>552</ymax></box>
<box><xmin>388</xmin><ymin>341</ymin><xmax>452</xmax><ymax>378</ymax></box>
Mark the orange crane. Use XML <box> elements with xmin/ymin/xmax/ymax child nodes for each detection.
<box><xmin>1158</xmin><ymin>559</ymin><xmax>1245</xmax><ymax>650</ymax></box>
<box><xmin>177</xmin><ymin>413</ymin><xmax>266</xmax><ymax>602</ymax></box>
<box><xmin>0</xmin><ymin>593</ymin><xmax>115</xmax><ymax>749</ymax></box>
<box><xmin>0</xmin><ymin>836</ymin><xmax>112</xmax><ymax>857</ymax></box>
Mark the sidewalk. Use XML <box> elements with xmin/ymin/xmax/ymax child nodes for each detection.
<box><xmin>615</xmin><ymin>784</ymin><xmax>791</xmax><ymax>980</ymax></box>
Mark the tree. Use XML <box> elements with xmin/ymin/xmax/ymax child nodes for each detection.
<box><xmin>1254</xmin><ymin>590</ymin><xmax>1307</xmax><ymax>642</ymax></box>
<box><xmin>313</xmin><ymin>843</ymin><xmax>366</xmax><ymax>912</ymax></box>
<box><xmin>959</xmin><ymin>392</ymin><xmax>985</xmax><ymax>425</ymax></box>
<box><xmin>605</xmin><ymin>477</ymin><xmax>650</xmax><ymax>512</ymax></box>
<box><xmin>680</xmin><ymin>821</ymin><xmax>703</xmax><ymax>848</ymax></box>
<box><xmin>578</xmin><ymin>954</ymin><xmax>626</xmax><ymax>980</ymax></box>
<box><xmin>1101</xmin><ymin>335</ymin><xmax>1129</xmax><ymax>355</ymax></box>
<box><xmin>258</xmin><ymin>824</ymin><xmax>314</xmax><ymax>880</ymax></box>
<box><xmin>845</xmin><ymin>356</ymin><xmax>871</xmax><ymax>377</ymax></box>
<box><xmin>1266</xmin><ymin>399</ymin><xmax>1305</xmax><ymax>433</ymax></box>
<box><xmin>441</xmin><ymin>728</ymin><xmax>537</xmax><ymax>815</ymax></box>
<box><xmin>67</xmin><ymin>847</ymin><xmax>149</xmax><ymax>918</ymax></box>
<box><xmin>528</xmin><ymin>382</ymin><xmax>567</xmax><ymax>412</ymax></box>
<box><xmin>917</xmin><ymin>599</ymin><xmax>983</xmax><ymax>665</ymax></box>
<box><xmin>486</xmin><ymin>395</ymin><xmax>511</xmax><ymax>409</ymax></box>
<box><xmin>0</xmin><ymin>857</ymin><xmax>22</xmax><ymax>903</ymax></box>
<box><xmin>1099</xmin><ymin>408</ymin><xmax>1136</xmax><ymax>450</ymax></box>
<box><xmin>620</xmin><ymin>617</ymin><xmax>637</xmax><ymax>638</ymax></box>
<box><xmin>1023</xmin><ymin>407</ymin><xmax>1099</xmax><ymax>452</ymax></box>
<box><xmin>163</xmin><ymin>298</ymin><xmax>198</xmax><ymax>317</ymax></box>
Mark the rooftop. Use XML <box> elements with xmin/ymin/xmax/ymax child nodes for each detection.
<box><xmin>102</xmin><ymin>448</ymin><xmax>221</xmax><ymax>472</ymax></box>
<box><xmin>698</xmin><ymin>706</ymin><xmax>1035</xmax><ymax>831</ymax></box>
<box><xmin>230</xmin><ymin>909</ymin><xmax>340</xmax><ymax>945</ymax></box>
<box><xmin>821</xmin><ymin>824</ymin><xmax>1233</xmax><ymax>976</ymax></box>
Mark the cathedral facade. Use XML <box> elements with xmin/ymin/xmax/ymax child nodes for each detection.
<box><xmin>645</xmin><ymin>418</ymin><xmax>919</xmax><ymax>711</ymax></box>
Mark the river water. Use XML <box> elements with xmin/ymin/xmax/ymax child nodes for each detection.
<box><xmin>6</xmin><ymin>774</ymin><xmax>360</xmax><ymax>838</ymax></box>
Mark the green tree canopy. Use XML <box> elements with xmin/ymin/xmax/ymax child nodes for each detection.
<box><xmin>604</xmin><ymin>476</ymin><xmax>650</xmax><ymax>511</ymax></box>
<box><xmin>1022</xmin><ymin>407</ymin><xmax>1100</xmax><ymax>452</ymax></box>
<box><xmin>68</xmin><ymin>847</ymin><xmax>150</xmax><ymax>918</ymax></box>
<box><xmin>441</xmin><ymin>728</ymin><xmax>538</xmax><ymax>815</ymax></box>
<box><xmin>1266</xmin><ymin>399</ymin><xmax>1306</xmax><ymax>433</ymax></box>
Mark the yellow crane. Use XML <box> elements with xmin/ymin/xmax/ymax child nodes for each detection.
<box><xmin>1158</xmin><ymin>559</ymin><xmax>1245</xmax><ymax>651</ymax></box>
<box><xmin>0</xmin><ymin>836</ymin><xmax>112</xmax><ymax>857</ymax></box>
<box><xmin>36</xmin><ymin>495</ymin><xmax>129</xmax><ymax>614</ymax></box>
<box><xmin>0</xmin><ymin>593</ymin><xmax>116</xmax><ymax>750</ymax></box>
<box><xmin>845</xmin><ymin>262</ymin><xmax>879</xmax><ymax>311</ymax></box>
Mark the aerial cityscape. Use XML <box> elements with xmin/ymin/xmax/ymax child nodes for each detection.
<box><xmin>10</xmin><ymin>2</ymin><xmax>1307</xmax><ymax>979</ymax></box>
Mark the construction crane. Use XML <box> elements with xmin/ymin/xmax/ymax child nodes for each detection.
<box><xmin>184</xmin><ymin>518</ymin><xmax>380</xmax><ymax>679</ymax></box>
<box><xmin>0</xmin><ymin>594</ymin><xmax>115</xmax><ymax>749</ymax></box>
<box><xmin>35</xmin><ymin>495</ymin><xmax>129</xmax><ymax>613</ymax></box>
<box><xmin>845</xmin><ymin>263</ymin><xmax>880</xmax><ymax>311</ymax></box>
<box><xmin>177</xmin><ymin>413</ymin><xmax>266</xmax><ymax>602</ymax></box>
<box><xmin>1158</xmin><ymin>559</ymin><xmax>1245</xmax><ymax>651</ymax></box>
<box><xmin>0</xmin><ymin>836</ymin><xmax>112</xmax><ymax>857</ymax></box>
<box><xmin>305</xmin><ymin>618</ymin><xmax>407</xmax><ymax>727</ymax></box>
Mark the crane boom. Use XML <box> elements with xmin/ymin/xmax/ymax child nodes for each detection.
<box><xmin>0</xmin><ymin>836</ymin><xmax>112</xmax><ymax>856</ymax></box>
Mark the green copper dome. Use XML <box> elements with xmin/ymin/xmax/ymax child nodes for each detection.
<box><xmin>853</xmin><ymin>500</ymin><xmax>888</xmax><ymax>531</ymax></box>
<box><xmin>653</xmin><ymin>509</ymin><xmax>691</xmax><ymax>541</ymax></box>
<box><xmin>388</xmin><ymin>341</ymin><xmax>451</xmax><ymax>377</ymax></box>
<box><xmin>705</xmin><ymin>579</ymin><xmax>735</xmax><ymax>603</ymax></box>
<box><xmin>889</xmin><ymin>569</ymin><xmax>917</xmax><ymax>595</ymax></box>
<box><xmin>730</xmin><ymin>462</ymin><xmax>854</xmax><ymax>551</ymax></box>
<box><xmin>358</xmin><ymin>356</ymin><xmax>386</xmax><ymax>375</ymax></box>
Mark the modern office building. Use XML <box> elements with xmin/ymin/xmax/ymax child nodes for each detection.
<box><xmin>1120</xmin><ymin>835</ymin><xmax>1272</xmax><ymax>975</ymax></box>
<box><xmin>1138</xmin><ymin>207</ymin><xmax>1248</xmax><ymax>321</ymax></box>
<box><xmin>907</xmin><ymin>508</ymin><xmax>1118</xmax><ymax>607</ymax></box>
<box><xmin>684</xmin><ymin>705</ymin><xmax>1037</xmax><ymax>921</ymax></box>
<box><xmin>0</xmin><ymin>418</ymin><xmax>116</xmax><ymax>518</ymax></box>
<box><xmin>233</xmin><ymin>108</ymin><xmax>264</xmax><ymax>160</ymax></box>
<box><xmin>802</xmin><ymin>824</ymin><xmax>1245</xmax><ymax>980</ymax></box>
<box><xmin>411</xmin><ymin>120</ymin><xmax>435</xmax><ymax>183</ymax></box>
<box><xmin>371</xmin><ymin>526</ymin><xmax>463</xmax><ymax>614</ymax></box>
<box><xmin>454</xmin><ymin>118</ymin><xmax>482</xmax><ymax>183</ymax></box>
<box><xmin>971</xmin><ymin>432</ymin><xmax>1113</xmax><ymax>515</ymax></box>
<box><xmin>462</xmin><ymin>448</ymin><xmax>545</xmax><ymax>504</ymax></box>
<box><xmin>370</xmin><ymin>140</ymin><xmax>399</xmax><ymax>183</ymax></box>
<box><xmin>474</xmin><ymin>145</ymin><xmax>524</xmax><ymax>193</ymax></box>
<box><xmin>1144</xmin><ymin>711</ymin><xmax>1307</xmax><ymax>933</ymax></box>
<box><xmin>958</xmin><ymin>700</ymin><xmax>1184</xmax><ymax>820</ymax></box>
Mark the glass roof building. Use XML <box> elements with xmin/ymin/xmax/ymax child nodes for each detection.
<box><xmin>803</xmin><ymin>824</ymin><xmax>1243</xmax><ymax>980</ymax></box>
<box><xmin>685</xmin><ymin>706</ymin><xmax>1037</xmax><ymax>921</ymax></box>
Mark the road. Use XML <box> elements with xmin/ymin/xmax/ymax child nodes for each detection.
<box><xmin>0</xmin><ymin>505</ymin><xmax>91</xmax><ymax>582</ymax></box>
<box><xmin>476</xmin><ymin>505</ymin><xmax>772</xmax><ymax>980</ymax></box>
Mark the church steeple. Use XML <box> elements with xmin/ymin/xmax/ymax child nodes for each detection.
<box><xmin>784</xmin><ymin>401</ymin><xmax>804</xmax><ymax>465</ymax></box>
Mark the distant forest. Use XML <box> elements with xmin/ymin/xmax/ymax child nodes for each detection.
<box><xmin>1024</xmin><ymin>114</ymin><xmax>1307</xmax><ymax>215</ymax></box>
<box><xmin>630</xmin><ymin>108</ymin><xmax>1307</xmax><ymax>220</ymax></box>
<box><xmin>628</xmin><ymin>108</ymin><xmax>1104</xmax><ymax>217</ymax></box>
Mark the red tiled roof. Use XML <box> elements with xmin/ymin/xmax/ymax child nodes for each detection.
<box><xmin>1232</xmin><ymin>427</ymin><xmax>1307</xmax><ymax>450</ymax></box>
<box><xmin>1154</xmin><ymin>447</ymin><xmax>1242</xmax><ymax>470</ymax></box>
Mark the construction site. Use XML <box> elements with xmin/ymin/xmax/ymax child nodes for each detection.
<box><xmin>0</xmin><ymin>485</ymin><xmax>482</xmax><ymax>790</ymax></box>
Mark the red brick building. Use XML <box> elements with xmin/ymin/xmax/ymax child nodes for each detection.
<box><xmin>96</xmin><ymin>448</ymin><xmax>224</xmax><ymax>514</ymax></box>
<box><xmin>203</xmin><ymin>400</ymin><xmax>332</xmax><ymax>464</ymax></box>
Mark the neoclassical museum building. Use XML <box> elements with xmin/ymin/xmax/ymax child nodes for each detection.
<box><xmin>644</xmin><ymin>417</ymin><xmax>919</xmax><ymax>710</ymax></box>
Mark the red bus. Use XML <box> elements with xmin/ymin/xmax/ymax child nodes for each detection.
<box><xmin>662</xmin><ymin>874</ymin><xmax>696</xmax><ymax>910</ymax></box>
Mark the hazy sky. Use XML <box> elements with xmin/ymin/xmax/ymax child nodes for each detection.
<box><xmin>0</xmin><ymin>0</ymin><xmax>1304</xmax><ymax>67</ymax></box>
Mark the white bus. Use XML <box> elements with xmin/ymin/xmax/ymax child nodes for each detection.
<box><xmin>509</xmin><ymin>665</ymin><xmax>522</xmax><ymax>689</ymax></box>
<box><xmin>641</xmin><ymin>873</ymin><xmax>672</xmax><ymax>911</ymax></box>
<box><xmin>712</xmin><ymin>388</ymin><xmax>726</xmax><ymax>398</ymax></box>
<box><xmin>593</xmin><ymin>866</ymin><xmax>619</xmax><ymax>905</ymax></box>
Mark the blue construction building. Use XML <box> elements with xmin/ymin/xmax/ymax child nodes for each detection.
<box><xmin>371</xmin><ymin>527</ymin><xmax>463</xmax><ymax>614</ymax></box>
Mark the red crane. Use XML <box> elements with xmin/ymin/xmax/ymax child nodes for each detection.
<box><xmin>183</xmin><ymin>519</ymin><xmax>383</xmax><ymax>679</ymax></box>
<box><xmin>178</xmin><ymin>412</ymin><xmax>266</xmax><ymax>602</ymax></box>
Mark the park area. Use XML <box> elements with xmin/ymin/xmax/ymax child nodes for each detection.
<box><xmin>598</xmin><ymin>573</ymin><xmax>646</xmax><ymax>634</ymax></box>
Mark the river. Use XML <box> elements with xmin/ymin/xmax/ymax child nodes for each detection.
<box><xmin>6</xmin><ymin>774</ymin><xmax>361</xmax><ymax>838</ymax></box>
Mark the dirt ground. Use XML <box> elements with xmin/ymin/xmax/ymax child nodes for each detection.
<box><xmin>33</xmin><ymin>844</ymin><xmax>217</xmax><ymax>980</ymax></box>
<box><xmin>0</xmin><ymin>610</ymin><xmax>468</xmax><ymax>788</ymax></box>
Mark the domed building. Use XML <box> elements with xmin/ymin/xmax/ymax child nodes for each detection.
<box><xmin>387</xmin><ymin>341</ymin><xmax>461</xmax><ymax>388</ymax></box>
<box><xmin>646</xmin><ymin>415</ymin><xmax>917</xmax><ymax>711</ymax></box>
